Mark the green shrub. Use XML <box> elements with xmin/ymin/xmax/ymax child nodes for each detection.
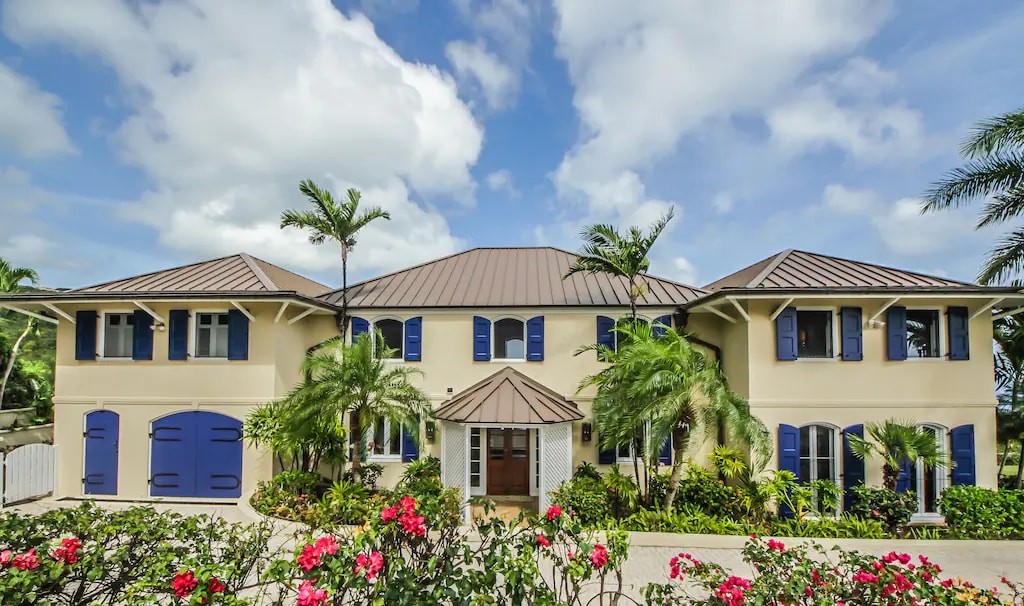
<box><xmin>673</xmin><ymin>463</ymin><xmax>743</xmax><ymax>519</ymax></box>
<box><xmin>271</xmin><ymin>470</ymin><xmax>322</xmax><ymax>495</ymax></box>
<box><xmin>573</xmin><ymin>461</ymin><xmax>602</xmax><ymax>481</ymax></box>
<box><xmin>398</xmin><ymin>456</ymin><xmax>443</xmax><ymax>496</ymax></box>
<box><xmin>939</xmin><ymin>486</ymin><xmax>1024</xmax><ymax>539</ymax></box>
<box><xmin>648</xmin><ymin>472</ymin><xmax>670</xmax><ymax>508</ymax></box>
<box><xmin>250</xmin><ymin>472</ymin><xmax>325</xmax><ymax>524</ymax></box>
<box><xmin>847</xmin><ymin>485</ymin><xmax>917</xmax><ymax>533</ymax></box>
<box><xmin>615</xmin><ymin>506</ymin><xmax>751</xmax><ymax>535</ymax></box>
<box><xmin>551</xmin><ymin>477</ymin><xmax>611</xmax><ymax>526</ymax></box>
<box><xmin>769</xmin><ymin>514</ymin><xmax>888</xmax><ymax>539</ymax></box>
<box><xmin>603</xmin><ymin>464</ymin><xmax>641</xmax><ymax>517</ymax></box>
<box><xmin>343</xmin><ymin>462</ymin><xmax>384</xmax><ymax>490</ymax></box>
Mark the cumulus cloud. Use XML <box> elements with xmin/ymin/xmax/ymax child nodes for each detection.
<box><xmin>446</xmin><ymin>40</ymin><xmax>518</xmax><ymax>110</ymax></box>
<box><xmin>484</xmin><ymin>169</ymin><xmax>519</xmax><ymax>197</ymax></box>
<box><xmin>0</xmin><ymin>62</ymin><xmax>75</xmax><ymax>158</ymax></box>
<box><xmin>820</xmin><ymin>183</ymin><xmax>879</xmax><ymax>215</ymax></box>
<box><xmin>669</xmin><ymin>256</ymin><xmax>698</xmax><ymax>285</ymax></box>
<box><xmin>872</xmin><ymin>197</ymin><xmax>975</xmax><ymax>256</ymax></box>
<box><xmin>2</xmin><ymin>0</ymin><xmax>483</xmax><ymax>277</ymax></box>
<box><xmin>712</xmin><ymin>192</ymin><xmax>734</xmax><ymax>215</ymax></box>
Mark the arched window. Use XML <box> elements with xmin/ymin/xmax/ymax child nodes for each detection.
<box><xmin>372</xmin><ymin>319</ymin><xmax>403</xmax><ymax>360</ymax></box>
<box><xmin>910</xmin><ymin>424</ymin><xmax>947</xmax><ymax>515</ymax></box>
<box><xmin>800</xmin><ymin>424</ymin><xmax>838</xmax><ymax>514</ymax></box>
<box><xmin>614</xmin><ymin>317</ymin><xmax>650</xmax><ymax>352</ymax></box>
<box><xmin>493</xmin><ymin>318</ymin><xmax>526</xmax><ymax>360</ymax></box>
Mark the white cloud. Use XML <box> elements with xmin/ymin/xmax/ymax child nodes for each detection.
<box><xmin>3</xmin><ymin>0</ymin><xmax>483</xmax><ymax>277</ymax></box>
<box><xmin>552</xmin><ymin>0</ymin><xmax>892</xmax><ymax>224</ymax></box>
<box><xmin>872</xmin><ymin>197</ymin><xmax>974</xmax><ymax>256</ymax></box>
<box><xmin>484</xmin><ymin>169</ymin><xmax>519</xmax><ymax>197</ymax></box>
<box><xmin>446</xmin><ymin>40</ymin><xmax>518</xmax><ymax>110</ymax></box>
<box><xmin>669</xmin><ymin>256</ymin><xmax>698</xmax><ymax>285</ymax></box>
<box><xmin>821</xmin><ymin>183</ymin><xmax>879</xmax><ymax>215</ymax></box>
<box><xmin>0</xmin><ymin>62</ymin><xmax>75</xmax><ymax>158</ymax></box>
<box><xmin>712</xmin><ymin>192</ymin><xmax>734</xmax><ymax>214</ymax></box>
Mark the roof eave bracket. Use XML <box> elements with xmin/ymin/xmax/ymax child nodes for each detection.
<box><xmin>133</xmin><ymin>300</ymin><xmax>166</xmax><ymax>325</ymax></box>
<box><xmin>868</xmin><ymin>297</ymin><xmax>901</xmax><ymax>326</ymax></box>
<box><xmin>230</xmin><ymin>301</ymin><xmax>256</xmax><ymax>323</ymax></box>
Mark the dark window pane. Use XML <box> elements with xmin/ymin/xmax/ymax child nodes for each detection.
<box><xmin>617</xmin><ymin>442</ymin><xmax>631</xmax><ymax>458</ymax></box>
<box><xmin>511</xmin><ymin>430</ymin><xmax>528</xmax><ymax>459</ymax></box>
<box><xmin>800</xmin><ymin>459</ymin><xmax>810</xmax><ymax>481</ymax></box>
<box><xmin>200</xmin><ymin>314</ymin><xmax>212</xmax><ymax>326</ymax></box>
<box><xmin>376</xmin><ymin>319</ymin><xmax>404</xmax><ymax>358</ymax></box>
<box><xmin>126</xmin><ymin>315</ymin><xmax>134</xmax><ymax>326</ymax></box>
<box><xmin>817</xmin><ymin>427</ymin><xmax>833</xmax><ymax>458</ymax></box>
<box><xmin>489</xmin><ymin>430</ymin><xmax>505</xmax><ymax>460</ymax></box>
<box><xmin>797</xmin><ymin>311</ymin><xmax>831</xmax><ymax>358</ymax></box>
<box><xmin>494</xmin><ymin>319</ymin><xmax>525</xmax><ymax>359</ymax></box>
<box><xmin>373</xmin><ymin>420</ymin><xmax>386</xmax><ymax>455</ymax></box>
<box><xmin>817</xmin><ymin>459</ymin><xmax>833</xmax><ymax>482</ymax></box>
<box><xmin>906</xmin><ymin>310</ymin><xmax>940</xmax><ymax>358</ymax></box>
<box><xmin>389</xmin><ymin>423</ymin><xmax>401</xmax><ymax>455</ymax></box>
<box><xmin>109</xmin><ymin>315</ymin><xmax>121</xmax><ymax>326</ymax></box>
<box><xmin>217</xmin><ymin>314</ymin><xmax>229</xmax><ymax>325</ymax></box>
<box><xmin>799</xmin><ymin>426</ymin><xmax>810</xmax><ymax>457</ymax></box>
<box><xmin>924</xmin><ymin>467</ymin><xmax>938</xmax><ymax>512</ymax></box>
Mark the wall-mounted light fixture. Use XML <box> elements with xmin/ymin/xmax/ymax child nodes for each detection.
<box><xmin>425</xmin><ymin>421</ymin><xmax>436</xmax><ymax>443</ymax></box>
<box><xmin>581</xmin><ymin>421</ymin><xmax>593</xmax><ymax>443</ymax></box>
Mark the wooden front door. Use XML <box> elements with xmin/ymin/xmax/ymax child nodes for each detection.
<box><xmin>486</xmin><ymin>429</ymin><xmax>531</xmax><ymax>495</ymax></box>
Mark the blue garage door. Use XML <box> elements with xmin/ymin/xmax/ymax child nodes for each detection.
<box><xmin>84</xmin><ymin>411</ymin><xmax>119</xmax><ymax>495</ymax></box>
<box><xmin>150</xmin><ymin>411</ymin><xmax>242</xmax><ymax>498</ymax></box>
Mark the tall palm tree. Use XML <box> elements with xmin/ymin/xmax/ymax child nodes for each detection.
<box><xmin>0</xmin><ymin>258</ymin><xmax>39</xmax><ymax>409</ymax></box>
<box><xmin>848</xmin><ymin>420</ymin><xmax>946</xmax><ymax>492</ymax></box>
<box><xmin>922</xmin><ymin>107</ymin><xmax>1024</xmax><ymax>284</ymax></box>
<box><xmin>285</xmin><ymin>332</ymin><xmax>430</xmax><ymax>470</ymax></box>
<box><xmin>579</xmin><ymin>321</ymin><xmax>770</xmax><ymax>509</ymax></box>
<box><xmin>995</xmin><ymin>316</ymin><xmax>1024</xmax><ymax>486</ymax></box>
<box><xmin>564</xmin><ymin>208</ymin><xmax>675</xmax><ymax>320</ymax></box>
<box><xmin>281</xmin><ymin>180</ymin><xmax>391</xmax><ymax>342</ymax></box>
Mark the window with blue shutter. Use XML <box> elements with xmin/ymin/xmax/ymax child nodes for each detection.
<box><xmin>775</xmin><ymin>308</ymin><xmax>798</xmax><ymax>361</ymax></box>
<box><xmin>950</xmin><ymin>424</ymin><xmax>976</xmax><ymax>486</ymax></box>
<box><xmin>168</xmin><ymin>310</ymin><xmax>189</xmax><ymax>360</ymax></box>
<box><xmin>473</xmin><ymin>316</ymin><xmax>491</xmax><ymax>361</ymax></box>
<box><xmin>596</xmin><ymin>316</ymin><xmax>615</xmax><ymax>357</ymax></box>
<box><xmin>840</xmin><ymin>307</ymin><xmax>863</xmax><ymax>361</ymax></box>
<box><xmin>132</xmin><ymin>310</ymin><xmax>154</xmax><ymax>361</ymax></box>
<box><xmin>351</xmin><ymin>317</ymin><xmax>369</xmax><ymax>341</ymax></box>
<box><xmin>226</xmin><ymin>309</ymin><xmax>249</xmax><ymax>361</ymax></box>
<box><xmin>886</xmin><ymin>307</ymin><xmax>908</xmax><ymax>361</ymax></box>
<box><xmin>842</xmin><ymin>424</ymin><xmax>865</xmax><ymax>511</ymax></box>
<box><xmin>526</xmin><ymin>316</ymin><xmax>544</xmax><ymax>361</ymax></box>
<box><xmin>895</xmin><ymin>459</ymin><xmax>912</xmax><ymax>493</ymax></box>
<box><xmin>404</xmin><ymin>317</ymin><xmax>422</xmax><ymax>361</ymax></box>
<box><xmin>658</xmin><ymin>435</ymin><xmax>672</xmax><ymax>465</ymax></box>
<box><xmin>777</xmin><ymin>424</ymin><xmax>800</xmax><ymax>517</ymax></box>
<box><xmin>75</xmin><ymin>310</ymin><xmax>98</xmax><ymax>361</ymax></box>
<box><xmin>597</xmin><ymin>432</ymin><xmax>616</xmax><ymax>465</ymax></box>
<box><xmin>401</xmin><ymin>421</ymin><xmax>419</xmax><ymax>462</ymax></box>
<box><xmin>653</xmin><ymin>315</ymin><xmax>671</xmax><ymax>338</ymax></box>
<box><xmin>947</xmin><ymin>306</ymin><xmax>970</xmax><ymax>360</ymax></box>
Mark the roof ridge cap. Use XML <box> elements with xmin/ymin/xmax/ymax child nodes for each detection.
<box><xmin>238</xmin><ymin>253</ymin><xmax>277</xmax><ymax>291</ymax></box>
<box><xmin>794</xmin><ymin>249</ymin><xmax>977</xmax><ymax>287</ymax></box>
<box><xmin>746</xmin><ymin>249</ymin><xmax>794</xmax><ymax>288</ymax></box>
<box><xmin>318</xmin><ymin>247</ymin><xmax>484</xmax><ymax>299</ymax></box>
<box><xmin>70</xmin><ymin>253</ymin><xmax>246</xmax><ymax>292</ymax></box>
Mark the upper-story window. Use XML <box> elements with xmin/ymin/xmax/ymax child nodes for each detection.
<box><xmin>102</xmin><ymin>313</ymin><xmax>134</xmax><ymax>358</ymax></box>
<box><xmin>373</xmin><ymin>318</ymin><xmax>404</xmax><ymax>360</ymax></box>
<box><xmin>797</xmin><ymin>310</ymin><xmax>832</xmax><ymax>358</ymax></box>
<box><xmin>906</xmin><ymin>310</ymin><xmax>940</xmax><ymax>358</ymax></box>
<box><xmin>494</xmin><ymin>318</ymin><xmax>525</xmax><ymax>360</ymax></box>
<box><xmin>195</xmin><ymin>312</ymin><xmax>230</xmax><ymax>358</ymax></box>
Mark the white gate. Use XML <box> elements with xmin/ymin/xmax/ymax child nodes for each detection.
<box><xmin>2</xmin><ymin>443</ymin><xmax>56</xmax><ymax>506</ymax></box>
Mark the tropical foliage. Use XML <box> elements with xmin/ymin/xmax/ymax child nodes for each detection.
<box><xmin>996</xmin><ymin>316</ymin><xmax>1024</xmax><ymax>487</ymax></box>
<box><xmin>0</xmin><ymin>257</ymin><xmax>42</xmax><ymax>411</ymax></box>
<box><xmin>847</xmin><ymin>419</ymin><xmax>946</xmax><ymax>492</ymax></box>
<box><xmin>922</xmin><ymin>106</ymin><xmax>1024</xmax><ymax>285</ymax></box>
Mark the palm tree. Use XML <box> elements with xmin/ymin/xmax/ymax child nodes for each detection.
<box><xmin>995</xmin><ymin>316</ymin><xmax>1024</xmax><ymax>486</ymax></box>
<box><xmin>285</xmin><ymin>331</ymin><xmax>430</xmax><ymax>470</ymax></box>
<box><xmin>281</xmin><ymin>180</ymin><xmax>391</xmax><ymax>342</ymax></box>
<box><xmin>564</xmin><ymin>208</ymin><xmax>675</xmax><ymax>320</ymax></box>
<box><xmin>922</xmin><ymin>107</ymin><xmax>1024</xmax><ymax>284</ymax></box>
<box><xmin>0</xmin><ymin>258</ymin><xmax>40</xmax><ymax>409</ymax></box>
<box><xmin>579</xmin><ymin>321</ymin><xmax>770</xmax><ymax>509</ymax></box>
<box><xmin>848</xmin><ymin>420</ymin><xmax>946</xmax><ymax>492</ymax></box>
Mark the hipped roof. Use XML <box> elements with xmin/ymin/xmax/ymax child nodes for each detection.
<box><xmin>433</xmin><ymin>366</ymin><xmax>585</xmax><ymax>425</ymax></box>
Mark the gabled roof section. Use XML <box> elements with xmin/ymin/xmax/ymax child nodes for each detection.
<box><xmin>703</xmin><ymin>249</ymin><xmax>975</xmax><ymax>291</ymax></box>
<box><xmin>434</xmin><ymin>366</ymin><xmax>585</xmax><ymax>425</ymax></box>
<box><xmin>73</xmin><ymin>253</ymin><xmax>330</xmax><ymax>297</ymax></box>
<box><xmin>320</xmin><ymin>247</ymin><xmax>706</xmax><ymax>309</ymax></box>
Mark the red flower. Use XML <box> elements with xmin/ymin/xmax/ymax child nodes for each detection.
<box><xmin>766</xmin><ymin>539</ymin><xmax>786</xmax><ymax>552</ymax></box>
<box><xmin>897</xmin><ymin>553</ymin><xmax>911</xmax><ymax>565</ymax></box>
<box><xmin>804</xmin><ymin>585</ymin><xmax>813</xmax><ymax>596</ymax></box>
<box><xmin>589</xmin><ymin>544</ymin><xmax>609</xmax><ymax>568</ymax></box>
<box><xmin>0</xmin><ymin>550</ymin><xmax>13</xmax><ymax>568</ymax></box>
<box><xmin>381</xmin><ymin>505</ymin><xmax>401</xmax><ymax>522</ymax></box>
<box><xmin>872</xmin><ymin>509</ymin><xmax>880</xmax><ymax>516</ymax></box>
<box><xmin>52</xmin><ymin>536</ymin><xmax>83</xmax><ymax>565</ymax></box>
<box><xmin>314</xmin><ymin>536</ymin><xmax>339</xmax><ymax>556</ymax></box>
<box><xmin>208</xmin><ymin>577</ymin><xmax>226</xmax><ymax>594</ymax></box>
<box><xmin>297</xmin><ymin>580</ymin><xmax>328</xmax><ymax>606</ymax></box>
<box><xmin>714</xmin><ymin>576</ymin><xmax>752</xmax><ymax>606</ymax></box>
<box><xmin>171</xmin><ymin>571</ymin><xmax>198</xmax><ymax>598</ymax></box>
<box><xmin>941</xmin><ymin>579</ymin><xmax>954</xmax><ymax>588</ymax></box>
<box><xmin>399</xmin><ymin>512</ymin><xmax>427</xmax><ymax>537</ymax></box>
<box><xmin>536</xmin><ymin>534</ymin><xmax>551</xmax><ymax>548</ymax></box>
<box><xmin>298</xmin><ymin>544</ymin><xmax>323</xmax><ymax>572</ymax></box>
<box><xmin>853</xmin><ymin>571</ymin><xmax>878</xmax><ymax>584</ymax></box>
<box><xmin>11</xmin><ymin>549</ymin><xmax>39</xmax><ymax>571</ymax></box>
<box><xmin>354</xmin><ymin>551</ymin><xmax>385</xmax><ymax>582</ymax></box>
<box><xmin>546</xmin><ymin>505</ymin><xmax>562</xmax><ymax>521</ymax></box>
<box><xmin>872</xmin><ymin>561</ymin><xmax>884</xmax><ymax>571</ymax></box>
<box><xmin>400</xmin><ymin>496</ymin><xmax>417</xmax><ymax>514</ymax></box>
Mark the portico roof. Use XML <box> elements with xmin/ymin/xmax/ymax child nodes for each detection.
<box><xmin>433</xmin><ymin>367</ymin><xmax>584</xmax><ymax>425</ymax></box>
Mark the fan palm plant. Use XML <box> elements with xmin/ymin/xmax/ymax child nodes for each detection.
<box><xmin>281</xmin><ymin>180</ymin><xmax>391</xmax><ymax>342</ymax></box>
<box><xmin>0</xmin><ymin>257</ymin><xmax>40</xmax><ymax>409</ymax></box>
<box><xmin>564</xmin><ymin>208</ymin><xmax>675</xmax><ymax>320</ymax></box>
<box><xmin>922</xmin><ymin>107</ymin><xmax>1024</xmax><ymax>284</ymax></box>
<box><xmin>284</xmin><ymin>332</ymin><xmax>430</xmax><ymax>470</ymax></box>
<box><xmin>847</xmin><ymin>420</ymin><xmax>946</xmax><ymax>492</ymax></box>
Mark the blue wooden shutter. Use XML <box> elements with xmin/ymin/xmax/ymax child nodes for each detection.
<box><xmin>887</xmin><ymin>307</ymin><xmax>907</xmax><ymax>361</ymax></box>
<box><xmin>842</xmin><ymin>424</ymin><xmax>865</xmax><ymax>511</ymax></box>
<box><xmin>947</xmin><ymin>306</ymin><xmax>970</xmax><ymax>360</ymax></box>
<box><xmin>778</xmin><ymin>424</ymin><xmax>800</xmax><ymax>517</ymax></box>
<box><xmin>132</xmin><ymin>310</ymin><xmax>154</xmax><ymax>360</ymax></box>
<box><xmin>168</xmin><ymin>310</ymin><xmax>189</xmax><ymax>360</ymax></box>
<box><xmin>84</xmin><ymin>411</ymin><xmax>119</xmax><ymax>495</ymax></box>
<box><xmin>596</xmin><ymin>315</ymin><xmax>615</xmax><ymax>356</ymax></box>
<box><xmin>895</xmin><ymin>459</ymin><xmax>912</xmax><ymax>493</ymax></box>
<box><xmin>404</xmin><ymin>317</ymin><xmax>422</xmax><ymax>361</ymax></box>
<box><xmin>150</xmin><ymin>412</ymin><xmax>197</xmax><ymax>497</ymax></box>
<box><xmin>653</xmin><ymin>315</ymin><xmax>671</xmax><ymax>338</ymax></box>
<box><xmin>527</xmin><ymin>316</ymin><xmax>544</xmax><ymax>361</ymax></box>
<box><xmin>75</xmin><ymin>310</ymin><xmax>97</xmax><ymax>361</ymax></box>
<box><xmin>401</xmin><ymin>421</ymin><xmax>419</xmax><ymax>462</ymax></box>
<box><xmin>598</xmin><ymin>432</ymin><xmax>616</xmax><ymax>465</ymax></box>
<box><xmin>775</xmin><ymin>307</ymin><xmax>798</xmax><ymax>361</ymax></box>
<box><xmin>226</xmin><ymin>309</ymin><xmax>249</xmax><ymax>361</ymax></box>
<box><xmin>351</xmin><ymin>317</ymin><xmax>369</xmax><ymax>340</ymax></box>
<box><xmin>658</xmin><ymin>435</ymin><xmax>672</xmax><ymax>465</ymax></box>
<box><xmin>473</xmin><ymin>316</ymin><xmax>491</xmax><ymax>361</ymax></box>
<box><xmin>195</xmin><ymin>412</ymin><xmax>243</xmax><ymax>498</ymax></box>
<box><xmin>950</xmin><ymin>424</ymin><xmax>976</xmax><ymax>486</ymax></box>
<box><xmin>840</xmin><ymin>307</ymin><xmax>863</xmax><ymax>361</ymax></box>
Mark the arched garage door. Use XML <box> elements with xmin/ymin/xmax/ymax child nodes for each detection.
<box><xmin>150</xmin><ymin>411</ymin><xmax>243</xmax><ymax>498</ymax></box>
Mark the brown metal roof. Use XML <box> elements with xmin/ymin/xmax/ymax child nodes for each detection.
<box><xmin>433</xmin><ymin>366</ymin><xmax>585</xmax><ymax>425</ymax></box>
<box><xmin>73</xmin><ymin>253</ymin><xmax>330</xmax><ymax>297</ymax></box>
<box><xmin>320</xmin><ymin>247</ymin><xmax>706</xmax><ymax>309</ymax></box>
<box><xmin>703</xmin><ymin>249</ymin><xmax>975</xmax><ymax>291</ymax></box>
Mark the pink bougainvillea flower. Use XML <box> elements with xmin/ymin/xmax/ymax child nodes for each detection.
<box><xmin>853</xmin><ymin>571</ymin><xmax>879</xmax><ymax>584</ymax></box>
<box><xmin>0</xmin><ymin>550</ymin><xmax>13</xmax><ymax>568</ymax></box>
<box><xmin>714</xmin><ymin>576</ymin><xmax>752</xmax><ymax>606</ymax></box>
<box><xmin>897</xmin><ymin>553</ymin><xmax>911</xmax><ymax>565</ymax></box>
<box><xmin>298</xmin><ymin>543</ymin><xmax>323</xmax><ymax>572</ymax></box>
<box><xmin>12</xmin><ymin>549</ymin><xmax>40</xmax><ymax>571</ymax></box>
<box><xmin>314</xmin><ymin>536</ymin><xmax>339</xmax><ymax>556</ymax></box>
<box><xmin>171</xmin><ymin>571</ymin><xmax>198</xmax><ymax>598</ymax></box>
<box><xmin>589</xmin><ymin>544</ymin><xmax>609</xmax><ymax>568</ymax></box>
<box><xmin>52</xmin><ymin>536</ymin><xmax>83</xmax><ymax>565</ymax></box>
<box><xmin>546</xmin><ymin>505</ymin><xmax>562</xmax><ymax>521</ymax></box>
<box><xmin>536</xmin><ymin>533</ymin><xmax>551</xmax><ymax>548</ymax></box>
<box><xmin>208</xmin><ymin>577</ymin><xmax>226</xmax><ymax>594</ymax></box>
<box><xmin>399</xmin><ymin>496</ymin><xmax>417</xmax><ymax>514</ymax></box>
<box><xmin>380</xmin><ymin>505</ymin><xmax>401</xmax><ymax>523</ymax></box>
<box><xmin>297</xmin><ymin>580</ymin><xmax>328</xmax><ymax>606</ymax></box>
<box><xmin>872</xmin><ymin>561</ymin><xmax>884</xmax><ymax>572</ymax></box>
<box><xmin>399</xmin><ymin>513</ymin><xmax>427</xmax><ymax>537</ymax></box>
<box><xmin>766</xmin><ymin>539</ymin><xmax>786</xmax><ymax>552</ymax></box>
<box><xmin>355</xmin><ymin>551</ymin><xmax>385</xmax><ymax>582</ymax></box>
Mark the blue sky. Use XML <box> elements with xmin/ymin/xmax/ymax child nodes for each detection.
<box><xmin>0</xmin><ymin>0</ymin><xmax>1022</xmax><ymax>290</ymax></box>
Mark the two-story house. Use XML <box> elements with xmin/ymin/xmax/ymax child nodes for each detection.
<box><xmin>0</xmin><ymin>246</ymin><xmax>1016</xmax><ymax>517</ymax></box>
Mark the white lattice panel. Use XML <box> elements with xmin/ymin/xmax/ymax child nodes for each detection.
<box><xmin>3</xmin><ymin>444</ymin><xmax>55</xmax><ymax>506</ymax></box>
<box><xmin>539</xmin><ymin>423</ymin><xmax>572</xmax><ymax>511</ymax></box>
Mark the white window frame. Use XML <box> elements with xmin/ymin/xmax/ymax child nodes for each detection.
<box><xmin>98</xmin><ymin>310</ymin><xmax>135</xmax><ymax>361</ymax></box>
<box><xmin>616</xmin><ymin>421</ymin><xmax>652</xmax><ymax>464</ymax></box>
<box><xmin>469</xmin><ymin>427</ymin><xmax>485</xmax><ymax>496</ymax></box>
<box><xmin>370</xmin><ymin>317</ymin><xmax>405</xmax><ymax>362</ymax></box>
<box><xmin>911</xmin><ymin>423</ymin><xmax>948</xmax><ymax>521</ymax></box>
<box><xmin>905</xmin><ymin>307</ymin><xmax>944</xmax><ymax>362</ymax></box>
<box><xmin>191</xmin><ymin>310</ymin><xmax>230</xmax><ymax>361</ymax></box>
<box><xmin>367</xmin><ymin>418</ymin><xmax>403</xmax><ymax>462</ymax></box>
<box><xmin>613</xmin><ymin>315</ymin><xmax>651</xmax><ymax>352</ymax></box>
<box><xmin>799</xmin><ymin>423</ymin><xmax>840</xmax><ymax>517</ymax></box>
<box><xmin>492</xmin><ymin>315</ymin><xmax>527</xmax><ymax>362</ymax></box>
<box><xmin>794</xmin><ymin>307</ymin><xmax>838</xmax><ymax>362</ymax></box>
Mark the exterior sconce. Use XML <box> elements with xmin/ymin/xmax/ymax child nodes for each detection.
<box><xmin>425</xmin><ymin>421</ymin><xmax>436</xmax><ymax>443</ymax></box>
<box><xmin>581</xmin><ymin>421</ymin><xmax>593</xmax><ymax>443</ymax></box>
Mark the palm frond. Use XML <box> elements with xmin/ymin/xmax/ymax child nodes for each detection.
<box><xmin>922</xmin><ymin>153</ymin><xmax>1024</xmax><ymax>211</ymax></box>
<box><xmin>979</xmin><ymin>226</ymin><xmax>1024</xmax><ymax>285</ymax></box>
<box><xmin>959</xmin><ymin>108</ymin><xmax>1024</xmax><ymax>158</ymax></box>
<box><xmin>976</xmin><ymin>188</ymin><xmax>1024</xmax><ymax>228</ymax></box>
